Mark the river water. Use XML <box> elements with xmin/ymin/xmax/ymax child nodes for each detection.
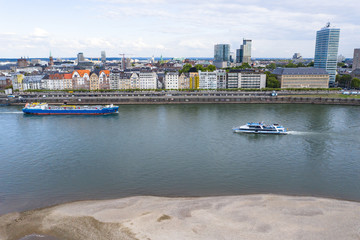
<box><xmin>0</xmin><ymin>104</ymin><xmax>359</xmax><ymax>214</ymax></box>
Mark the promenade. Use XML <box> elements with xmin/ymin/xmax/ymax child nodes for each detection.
<box><xmin>2</xmin><ymin>91</ymin><xmax>360</xmax><ymax>106</ymax></box>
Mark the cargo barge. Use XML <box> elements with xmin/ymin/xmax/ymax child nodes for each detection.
<box><xmin>23</xmin><ymin>103</ymin><xmax>119</xmax><ymax>115</ymax></box>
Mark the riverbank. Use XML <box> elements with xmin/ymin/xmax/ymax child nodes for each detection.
<box><xmin>3</xmin><ymin>96</ymin><xmax>360</xmax><ymax>106</ymax></box>
<box><xmin>1</xmin><ymin>90</ymin><xmax>360</xmax><ymax>106</ymax></box>
<box><xmin>1</xmin><ymin>194</ymin><xmax>360</xmax><ymax>240</ymax></box>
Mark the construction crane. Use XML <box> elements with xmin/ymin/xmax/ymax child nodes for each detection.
<box><xmin>119</xmin><ymin>53</ymin><xmax>135</xmax><ymax>70</ymax></box>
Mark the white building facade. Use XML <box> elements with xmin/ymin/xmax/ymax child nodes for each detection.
<box><xmin>216</xmin><ymin>70</ymin><xmax>227</xmax><ymax>89</ymax></box>
<box><xmin>139</xmin><ymin>72</ymin><xmax>157</xmax><ymax>89</ymax></box>
<box><xmin>164</xmin><ymin>72</ymin><xmax>179</xmax><ymax>89</ymax></box>
<box><xmin>199</xmin><ymin>71</ymin><xmax>217</xmax><ymax>89</ymax></box>
<box><xmin>238</xmin><ymin>73</ymin><xmax>266</xmax><ymax>89</ymax></box>
<box><xmin>109</xmin><ymin>71</ymin><xmax>120</xmax><ymax>89</ymax></box>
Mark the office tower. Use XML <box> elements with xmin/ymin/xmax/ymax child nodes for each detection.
<box><xmin>236</xmin><ymin>39</ymin><xmax>252</xmax><ymax>64</ymax></box>
<box><xmin>353</xmin><ymin>49</ymin><xmax>360</xmax><ymax>70</ymax></box>
<box><xmin>214</xmin><ymin>44</ymin><xmax>230</xmax><ymax>62</ymax></box>
<box><xmin>101</xmin><ymin>51</ymin><xmax>106</xmax><ymax>63</ymax></box>
<box><xmin>314</xmin><ymin>23</ymin><xmax>340</xmax><ymax>85</ymax></box>
<box><xmin>293</xmin><ymin>53</ymin><xmax>302</xmax><ymax>60</ymax></box>
<box><xmin>77</xmin><ymin>52</ymin><xmax>85</xmax><ymax>63</ymax></box>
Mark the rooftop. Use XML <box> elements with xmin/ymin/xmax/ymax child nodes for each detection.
<box><xmin>272</xmin><ymin>68</ymin><xmax>329</xmax><ymax>75</ymax></box>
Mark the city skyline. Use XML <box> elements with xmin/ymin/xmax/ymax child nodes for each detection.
<box><xmin>0</xmin><ymin>0</ymin><xmax>359</xmax><ymax>58</ymax></box>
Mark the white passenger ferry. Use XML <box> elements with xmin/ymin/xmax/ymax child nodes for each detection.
<box><xmin>233</xmin><ymin>122</ymin><xmax>288</xmax><ymax>135</ymax></box>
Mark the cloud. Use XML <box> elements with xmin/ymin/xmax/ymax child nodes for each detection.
<box><xmin>179</xmin><ymin>40</ymin><xmax>208</xmax><ymax>49</ymax></box>
<box><xmin>0</xmin><ymin>0</ymin><xmax>359</xmax><ymax>57</ymax></box>
<box><xmin>94</xmin><ymin>0</ymin><xmax>165</xmax><ymax>3</ymax></box>
<box><xmin>31</xmin><ymin>28</ymin><xmax>49</xmax><ymax>39</ymax></box>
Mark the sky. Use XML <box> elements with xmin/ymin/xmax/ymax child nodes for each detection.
<box><xmin>0</xmin><ymin>0</ymin><xmax>359</xmax><ymax>59</ymax></box>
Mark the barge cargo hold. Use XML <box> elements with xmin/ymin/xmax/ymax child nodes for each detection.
<box><xmin>23</xmin><ymin>103</ymin><xmax>119</xmax><ymax>115</ymax></box>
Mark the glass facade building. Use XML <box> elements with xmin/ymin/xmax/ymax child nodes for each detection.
<box><xmin>214</xmin><ymin>44</ymin><xmax>230</xmax><ymax>62</ymax></box>
<box><xmin>314</xmin><ymin>24</ymin><xmax>340</xmax><ymax>85</ymax></box>
<box><xmin>236</xmin><ymin>39</ymin><xmax>252</xmax><ymax>64</ymax></box>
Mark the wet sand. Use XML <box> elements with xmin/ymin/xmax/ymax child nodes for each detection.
<box><xmin>1</xmin><ymin>194</ymin><xmax>360</xmax><ymax>240</ymax></box>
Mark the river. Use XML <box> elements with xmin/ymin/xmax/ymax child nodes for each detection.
<box><xmin>0</xmin><ymin>104</ymin><xmax>359</xmax><ymax>214</ymax></box>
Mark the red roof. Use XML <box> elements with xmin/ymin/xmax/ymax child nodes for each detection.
<box><xmin>73</xmin><ymin>70</ymin><xmax>91</xmax><ymax>77</ymax></box>
<box><xmin>63</xmin><ymin>73</ymin><xmax>72</xmax><ymax>79</ymax></box>
<box><xmin>100</xmin><ymin>70</ymin><xmax>110</xmax><ymax>76</ymax></box>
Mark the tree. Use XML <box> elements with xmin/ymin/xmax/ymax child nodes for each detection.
<box><xmin>264</xmin><ymin>71</ymin><xmax>277</xmax><ymax>79</ymax></box>
<box><xmin>240</xmin><ymin>62</ymin><xmax>251</xmax><ymax>69</ymax></box>
<box><xmin>307</xmin><ymin>61</ymin><xmax>314</xmax><ymax>67</ymax></box>
<box><xmin>297</xmin><ymin>62</ymin><xmax>305</xmax><ymax>67</ymax></box>
<box><xmin>351</xmin><ymin>78</ymin><xmax>360</xmax><ymax>89</ymax></box>
<box><xmin>194</xmin><ymin>64</ymin><xmax>205</xmax><ymax>71</ymax></box>
<box><xmin>339</xmin><ymin>74</ymin><xmax>352</xmax><ymax>88</ymax></box>
<box><xmin>266</xmin><ymin>63</ymin><xmax>276</xmax><ymax>70</ymax></box>
<box><xmin>337</xmin><ymin>62</ymin><xmax>345</xmax><ymax>67</ymax></box>
<box><xmin>284</xmin><ymin>62</ymin><xmax>297</xmax><ymax>68</ymax></box>
<box><xmin>336</xmin><ymin>74</ymin><xmax>341</xmax><ymax>83</ymax></box>
<box><xmin>206</xmin><ymin>64</ymin><xmax>216</xmax><ymax>72</ymax></box>
<box><xmin>179</xmin><ymin>63</ymin><xmax>193</xmax><ymax>73</ymax></box>
<box><xmin>266</xmin><ymin>76</ymin><xmax>280</xmax><ymax>88</ymax></box>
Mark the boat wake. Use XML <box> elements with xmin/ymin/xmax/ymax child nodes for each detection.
<box><xmin>287</xmin><ymin>131</ymin><xmax>315</xmax><ymax>135</ymax></box>
<box><xmin>0</xmin><ymin>112</ymin><xmax>23</xmax><ymax>114</ymax></box>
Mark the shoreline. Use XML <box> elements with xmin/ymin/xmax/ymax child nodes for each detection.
<box><xmin>1</xmin><ymin>194</ymin><xmax>360</xmax><ymax>240</ymax></box>
<box><xmin>3</xmin><ymin>97</ymin><xmax>360</xmax><ymax>106</ymax></box>
<box><xmin>2</xmin><ymin>90</ymin><xmax>360</xmax><ymax>106</ymax></box>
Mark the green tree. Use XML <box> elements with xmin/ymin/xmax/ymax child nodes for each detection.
<box><xmin>307</xmin><ymin>61</ymin><xmax>314</xmax><ymax>67</ymax></box>
<box><xmin>339</xmin><ymin>74</ymin><xmax>352</xmax><ymax>88</ymax></box>
<box><xmin>284</xmin><ymin>62</ymin><xmax>297</xmax><ymax>68</ymax></box>
<box><xmin>337</xmin><ymin>62</ymin><xmax>345</xmax><ymax>67</ymax></box>
<box><xmin>264</xmin><ymin>71</ymin><xmax>277</xmax><ymax>79</ymax></box>
<box><xmin>266</xmin><ymin>76</ymin><xmax>280</xmax><ymax>88</ymax></box>
<box><xmin>205</xmin><ymin>64</ymin><xmax>216</xmax><ymax>72</ymax></box>
<box><xmin>240</xmin><ymin>62</ymin><xmax>251</xmax><ymax>69</ymax></box>
<box><xmin>335</xmin><ymin>74</ymin><xmax>341</xmax><ymax>83</ymax></box>
<box><xmin>194</xmin><ymin>64</ymin><xmax>205</xmax><ymax>71</ymax></box>
<box><xmin>266</xmin><ymin>63</ymin><xmax>276</xmax><ymax>69</ymax></box>
<box><xmin>351</xmin><ymin>78</ymin><xmax>360</xmax><ymax>89</ymax></box>
<box><xmin>179</xmin><ymin>63</ymin><xmax>193</xmax><ymax>73</ymax></box>
<box><xmin>296</xmin><ymin>62</ymin><xmax>305</xmax><ymax>67</ymax></box>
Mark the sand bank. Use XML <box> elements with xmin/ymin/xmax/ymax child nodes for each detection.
<box><xmin>1</xmin><ymin>194</ymin><xmax>360</xmax><ymax>240</ymax></box>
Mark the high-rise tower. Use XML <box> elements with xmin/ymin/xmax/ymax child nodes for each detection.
<box><xmin>352</xmin><ymin>49</ymin><xmax>360</xmax><ymax>70</ymax></box>
<box><xmin>236</xmin><ymin>39</ymin><xmax>252</xmax><ymax>64</ymax></box>
<box><xmin>77</xmin><ymin>52</ymin><xmax>85</xmax><ymax>64</ymax></box>
<box><xmin>101</xmin><ymin>51</ymin><xmax>106</xmax><ymax>63</ymax></box>
<box><xmin>214</xmin><ymin>44</ymin><xmax>230</xmax><ymax>62</ymax></box>
<box><xmin>314</xmin><ymin>23</ymin><xmax>340</xmax><ymax>86</ymax></box>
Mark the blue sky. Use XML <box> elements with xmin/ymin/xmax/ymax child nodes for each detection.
<box><xmin>0</xmin><ymin>0</ymin><xmax>359</xmax><ymax>58</ymax></box>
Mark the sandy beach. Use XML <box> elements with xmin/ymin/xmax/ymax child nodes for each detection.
<box><xmin>1</xmin><ymin>194</ymin><xmax>360</xmax><ymax>240</ymax></box>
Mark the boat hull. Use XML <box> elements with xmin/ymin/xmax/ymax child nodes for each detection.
<box><xmin>233</xmin><ymin>129</ymin><xmax>288</xmax><ymax>135</ymax></box>
<box><xmin>22</xmin><ymin>107</ymin><xmax>119</xmax><ymax>115</ymax></box>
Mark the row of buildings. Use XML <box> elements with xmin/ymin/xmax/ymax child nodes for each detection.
<box><xmin>11</xmin><ymin>67</ymin><xmax>334</xmax><ymax>91</ymax></box>
<box><xmin>11</xmin><ymin>69</ymin><xmax>267</xmax><ymax>91</ymax></box>
<box><xmin>212</xmin><ymin>23</ymin><xmax>341</xmax><ymax>87</ymax></box>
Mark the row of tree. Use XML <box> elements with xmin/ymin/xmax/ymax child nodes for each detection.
<box><xmin>336</xmin><ymin>75</ymin><xmax>360</xmax><ymax>89</ymax></box>
<box><xmin>179</xmin><ymin>63</ymin><xmax>216</xmax><ymax>73</ymax></box>
<box><xmin>266</xmin><ymin>61</ymin><xmax>314</xmax><ymax>70</ymax></box>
